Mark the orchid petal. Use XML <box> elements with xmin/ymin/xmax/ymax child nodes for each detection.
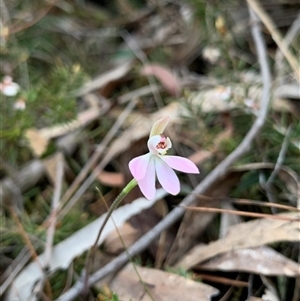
<box><xmin>128</xmin><ymin>153</ymin><xmax>151</xmax><ymax>180</ymax></box>
<box><xmin>150</xmin><ymin>116</ymin><xmax>170</xmax><ymax>137</ymax></box>
<box><xmin>137</xmin><ymin>156</ymin><xmax>156</xmax><ymax>200</ymax></box>
<box><xmin>166</xmin><ymin>137</ymin><xmax>172</xmax><ymax>149</ymax></box>
<box><xmin>155</xmin><ymin>157</ymin><xmax>180</xmax><ymax>195</ymax></box>
<box><xmin>161</xmin><ymin>156</ymin><xmax>199</xmax><ymax>174</ymax></box>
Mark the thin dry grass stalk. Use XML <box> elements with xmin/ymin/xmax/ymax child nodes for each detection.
<box><xmin>195</xmin><ymin>194</ymin><xmax>300</xmax><ymax>212</ymax></box>
<box><xmin>194</xmin><ymin>274</ymin><xmax>248</xmax><ymax>288</ymax></box>
<box><xmin>247</xmin><ymin>0</ymin><xmax>300</xmax><ymax>80</ymax></box>
<box><xmin>182</xmin><ymin>206</ymin><xmax>300</xmax><ymax>222</ymax></box>
<box><xmin>8</xmin><ymin>206</ymin><xmax>53</xmax><ymax>299</ymax></box>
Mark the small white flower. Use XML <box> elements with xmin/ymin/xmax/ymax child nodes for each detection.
<box><xmin>202</xmin><ymin>46</ymin><xmax>221</xmax><ymax>64</ymax></box>
<box><xmin>0</xmin><ymin>76</ymin><xmax>20</xmax><ymax>96</ymax></box>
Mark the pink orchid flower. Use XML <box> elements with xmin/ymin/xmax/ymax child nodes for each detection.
<box><xmin>129</xmin><ymin>117</ymin><xmax>199</xmax><ymax>200</ymax></box>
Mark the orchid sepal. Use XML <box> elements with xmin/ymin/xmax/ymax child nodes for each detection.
<box><xmin>149</xmin><ymin>116</ymin><xmax>170</xmax><ymax>137</ymax></box>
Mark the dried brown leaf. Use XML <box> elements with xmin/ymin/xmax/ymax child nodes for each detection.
<box><xmin>219</xmin><ymin>202</ymin><xmax>242</xmax><ymax>238</ymax></box>
<box><xmin>188</xmin><ymin>150</ymin><xmax>213</xmax><ymax>165</ymax></box>
<box><xmin>38</xmin><ymin>107</ymin><xmax>101</xmax><ymax>139</ymax></box>
<box><xmin>140</xmin><ymin>64</ymin><xmax>181</xmax><ymax>97</ymax></box>
<box><xmin>104</xmin><ymin>223</ymin><xmax>139</xmax><ymax>254</ymax></box>
<box><xmin>200</xmin><ymin>246</ymin><xmax>300</xmax><ymax>276</ymax></box>
<box><xmin>25</xmin><ymin>128</ymin><xmax>49</xmax><ymax>157</ymax></box>
<box><xmin>167</xmin><ymin>163</ymin><xmax>299</xmax><ymax>265</ymax></box>
<box><xmin>25</xmin><ymin>107</ymin><xmax>102</xmax><ymax>157</ymax></box>
<box><xmin>110</xmin><ymin>264</ymin><xmax>219</xmax><ymax>301</ymax></box>
<box><xmin>76</xmin><ymin>60</ymin><xmax>133</xmax><ymax>96</ymax></box>
<box><xmin>97</xmin><ymin>171</ymin><xmax>124</xmax><ymax>187</ymax></box>
<box><xmin>42</xmin><ymin>152</ymin><xmax>64</xmax><ymax>185</ymax></box>
<box><xmin>176</xmin><ymin>212</ymin><xmax>300</xmax><ymax>270</ymax></box>
<box><xmin>165</xmin><ymin>171</ymin><xmax>244</xmax><ymax>266</ymax></box>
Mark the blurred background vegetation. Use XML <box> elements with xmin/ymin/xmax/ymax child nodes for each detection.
<box><xmin>0</xmin><ymin>0</ymin><xmax>299</xmax><ymax>300</ymax></box>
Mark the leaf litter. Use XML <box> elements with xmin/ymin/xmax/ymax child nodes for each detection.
<box><xmin>6</xmin><ymin>190</ymin><xmax>166</xmax><ymax>301</ymax></box>
<box><xmin>1</xmin><ymin>1</ymin><xmax>300</xmax><ymax>301</ymax></box>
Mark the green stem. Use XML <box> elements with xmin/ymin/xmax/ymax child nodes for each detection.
<box><xmin>93</xmin><ymin>178</ymin><xmax>138</xmax><ymax>248</ymax></box>
<box><xmin>83</xmin><ymin>179</ymin><xmax>137</xmax><ymax>297</ymax></box>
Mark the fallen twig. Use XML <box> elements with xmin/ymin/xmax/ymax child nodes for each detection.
<box><xmin>44</xmin><ymin>154</ymin><xmax>64</xmax><ymax>268</ymax></box>
<box><xmin>275</xmin><ymin>12</ymin><xmax>300</xmax><ymax>82</ymax></box>
<box><xmin>0</xmin><ymin>247</ymin><xmax>31</xmax><ymax>295</ymax></box>
<box><xmin>195</xmin><ymin>194</ymin><xmax>300</xmax><ymax>212</ymax></box>
<box><xmin>182</xmin><ymin>206</ymin><xmax>299</xmax><ymax>222</ymax></box>
<box><xmin>259</xmin><ymin>125</ymin><xmax>292</xmax><ymax>213</ymax></box>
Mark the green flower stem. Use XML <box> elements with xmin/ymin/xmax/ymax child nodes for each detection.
<box><xmin>83</xmin><ymin>179</ymin><xmax>138</xmax><ymax>296</ymax></box>
<box><xmin>93</xmin><ymin>178</ymin><xmax>138</xmax><ymax>248</ymax></box>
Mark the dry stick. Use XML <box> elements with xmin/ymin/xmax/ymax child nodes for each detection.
<box><xmin>232</xmin><ymin>198</ymin><xmax>299</xmax><ymax>211</ymax></box>
<box><xmin>247</xmin><ymin>0</ymin><xmax>299</xmax><ymax>80</ymax></box>
<box><xmin>34</xmin><ymin>156</ymin><xmax>64</xmax><ymax>300</ymax></box>
<box><xmin>154</xmin><ymin>203</ymin><xmax>168</xmax><ymax>269</ymax></box>
<box><xmin>195</xmin><ymin>274</ymin><xmax>248</xmax><ymax>287</ymax></box>
<box><xmin>0</xmin><ymin>247</ymin><xmax>31</xmax><ymax>295</ymax></box>
<box><xmin>182</xmin><ymin>206</ymin><xmax>299</xmax><ymax>222</ymax></box>
<box><xmin>118</xmin><ymin>85</ymin><xmax>163</xmax><ymax>104</ymax></box>
<box><xmin>267</xmin><ymin>126</ymin><xmax>292</xmax><ymax>185</ymax></box>
<box><xmin>259</xmin><ymin>125</ymin><xmax>292</xmax><ymax>213</ymax></box>
<box><xmin>195</xmin><ymin>194</ymin><xmax>300</xmax><ymax>212</ymax></box>
<box><xmin>275</xmin><ymin>12</ymin><xmax>300</xmax><ymax>82</ymax></box>
<box><xmin>55</xmin><ymin>6</ymin><xmax>271</xmax><ymax>301</ymax></box>
<box><xmin>292</xmin><ymin>252</ymin><xmax>300</xmax><ymax>301</ymax></box>
<box><xmin>44</xmin><ymin>154</ymin><xmax>64</xmax><ymax>268</ymax></box>
<box><xmin>57</xmin><ymin>98</ymin><xmax>136</xmax><ymax>220</ymax></box>
<box><xmin>261</xmin><ymin>276</ymin><xmax>281</xmax><ymax>300</ymax></box>
<box><xmin>248</xmin><ymin>274</ymin><xmax>254</xmax><ymax>300</ymax></box>
<box><xmin>219</xmin><ymin>285</ymin><xmax>235</xmax><ymax>301</ymax></box>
